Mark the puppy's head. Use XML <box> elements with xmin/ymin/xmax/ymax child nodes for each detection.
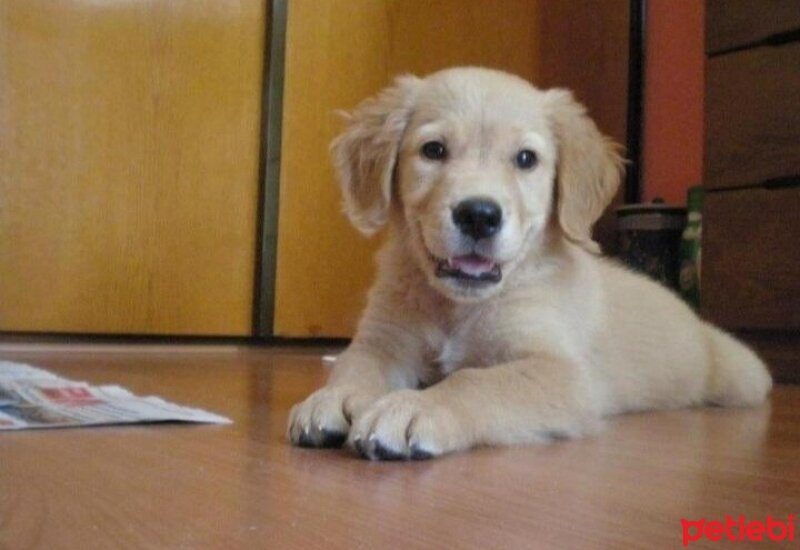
<box><xmin>332</xmin><ymin>67</ymin><xmax>623</xmax><ymax>302</ymax></box>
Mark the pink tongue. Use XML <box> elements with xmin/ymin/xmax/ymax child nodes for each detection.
<box><xmin>448</xmin><ymin>255</ymin><xmax>495</xmax><ymax>276</ymax></box>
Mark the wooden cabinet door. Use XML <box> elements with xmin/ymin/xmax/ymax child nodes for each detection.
<box><xmin>705</xmin><ymin>41</ymin><xmax>800</xmax><ymax>191</ymax></box>
<box><xmin>703</xmin><ymin>186</ymin><xmax>800</xmax><ymax>331</ymax></box>
<box><xmin>0</xmin><ymin>0</ymin><xmax>266</xmax><ymax>336</ymax></box>
<box><xmin>273</xmin><ymin>0</ymin><xmax>629</xmax><ymax>338</ymax></box>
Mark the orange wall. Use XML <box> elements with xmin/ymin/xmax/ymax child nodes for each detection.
<box><xmin>642</xmin><ymin>0</ymin><xmax>704</xmax><ymax>205</ymax></box>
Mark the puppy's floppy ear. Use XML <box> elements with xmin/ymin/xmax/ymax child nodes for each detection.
<box><xmin>545</xmin><ymin>89</ymin><xmax>625</xmax><ymax>253</ymax></box>
<box><xmin>330</xmin><ymin>75</ymin><xmax>421</xmax><ymax>236</ymax></box>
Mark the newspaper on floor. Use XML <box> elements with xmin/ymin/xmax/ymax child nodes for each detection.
<box><xmin>0</xmin><ymin>360</ymin><xmax>231</xmax><ymax>430</ymax></box>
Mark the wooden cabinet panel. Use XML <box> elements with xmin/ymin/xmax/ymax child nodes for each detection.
<box><xmin>706</xmin><ymin>0</ymin><xmax>800</xmax><ymax>54</ymax></box>
<box><xmin>702</xmin><ymin>187</ymin><xmax>800</xmax><ymax>331</ymax></box>
<box><xmin>274</xmin><ymin>0</ymin><xmax>629</xmax><ymax>338</ymax></box>
<box><xmin>704</xmin><ymin>41</ymin><xmax>800</xmax><ymax>190</ymax></box>
<box><xmin>0</xmin><ymin>0</ymin><xmax>266</xmax><ymax>335</ymax></box>
<box><xmin>739</xmin><ymin>330</ymin><xmax>800</xmax><ymax>384</ymax></box>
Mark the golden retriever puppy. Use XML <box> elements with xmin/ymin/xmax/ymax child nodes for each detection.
<box><xmin>287</xmin><ymin>67</ymin><xmax>772</xmax><ymax>461</ymax></box>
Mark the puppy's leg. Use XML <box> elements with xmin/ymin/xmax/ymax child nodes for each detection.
<box><xmin>288</xmin><ymin>348</ymin><xmax>417</xmax><ymax>449</ymax></box>
<box><xmin>349</xmin><ymin>354</ymin><xmax>600</xmax><ymax>460</ymax></box>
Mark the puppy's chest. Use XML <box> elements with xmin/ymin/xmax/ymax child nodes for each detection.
<box><xmin>432</xmin><ymin>338</ymin><xmax>467</xmax><ymax>377</ymax></box>
<box><xmin>424</xmin><ymin>318</ymin><xmax>500</xmax><ymax>380</ymax></box>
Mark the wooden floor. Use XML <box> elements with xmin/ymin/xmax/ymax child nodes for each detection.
<box><xmin>1</xmin><ymin>343</ymin><xmax>798</xmax><ymax>549</ymax></box>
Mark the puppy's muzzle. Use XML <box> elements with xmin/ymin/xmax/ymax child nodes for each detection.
<box><xmin>431</xmin><ymin>197</ymin><xmax>504</xmax><ymax>285</ymax></box>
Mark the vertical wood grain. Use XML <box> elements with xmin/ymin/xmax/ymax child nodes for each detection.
<box><xmin>0</xmin><ymin>0</ymin><xmax>266</xmax><ymax>335</ymax></box>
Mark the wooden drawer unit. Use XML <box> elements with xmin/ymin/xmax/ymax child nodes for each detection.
<box><xmin>706</xmin><ymin>0</ymin><xmax>800</xmax><ymax>54</ymax></box>
<box><xmin>705</xmin><ymin>41</ymin><xmax>800</xmax><ymax>191</ymax></box>
<box><xmin>702</xmin><ymin>187</ymin><xmax>800</xmax><ymax>331</ymax></box>
<box><xmin>703</xmin><ymin>1</ymin><xmax>800</xmax><ymax>381</ymax></box>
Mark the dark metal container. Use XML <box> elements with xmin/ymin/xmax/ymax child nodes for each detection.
<box><xmin>616</xmin><ymin>201</ymin><xmax>687</xmax><ymax>291</ymax></box>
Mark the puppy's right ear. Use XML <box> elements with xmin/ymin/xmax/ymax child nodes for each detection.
<box><xmin>330</xmin><ymin>75</ymin><xmax>420</xmax><ymax>236</ymax></box>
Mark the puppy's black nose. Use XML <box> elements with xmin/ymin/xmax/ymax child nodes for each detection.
<box><xmin>452</xmin><ymin>198</ymin><xmax>503</xmax><ymax>240</ymax></box>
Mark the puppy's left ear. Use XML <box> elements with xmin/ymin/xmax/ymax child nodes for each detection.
<box><xmin>546</xmin><ymin>90</ymin><xmax>625</xmax><ymax>253</ymax></box>
<box><xmin>330</xmin><ymin>75</ymin><xmax>421</xmax><ymax>236</ymax></box>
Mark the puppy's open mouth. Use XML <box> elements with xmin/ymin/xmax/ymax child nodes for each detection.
<box><xmin>434</xmin><ymin>253</ymin><xmax>502</xmax><ymax>283</ymax></box>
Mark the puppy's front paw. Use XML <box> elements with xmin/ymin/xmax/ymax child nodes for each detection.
<box><xmin>288</xmin><ymin>387</ymin><xmax>378</xmax><ymax>449</ymax></box>
<box><xmin>348</xmin><ymin>390</ymin><xmax>464</xmax><ymax>461</ymax></box>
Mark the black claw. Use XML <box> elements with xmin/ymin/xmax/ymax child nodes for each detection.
<box><xmin>373</xmin><ymin>441</ymin><xmax>406</xmax><ymax>461</ymax></box>
<box><xmin>410</xmin><ymin>445</ymin><xmax>434</xmax><ymax>460</ymax></box>
<box><xmin>353</xmin><ymin>438</ymin><xmax>368</xmax><ymax>458</ymax></box>
<box><xmin>297</xmin><ymin>431</ymin><xmax>317</xmax><ymax>448</ymax></box>
<box><xmin>546</xmin><ymin>430</ymin><xmax>570</xmax><ymax>441</ymax></box>
<box><xmin>318</xmin><ymin>429</ymin><xmax>347</xmax><ymax>448</ymax></box>
<box><xmin>296</xmin><ymin>428</ymin><xmax>347</xmax><ymax>449</ymax></box>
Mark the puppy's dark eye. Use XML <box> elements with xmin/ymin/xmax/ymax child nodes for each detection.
<box><xmin>515</xmin><ymin>149</ymin><xmax>538</xmax><ymax>170</ymax></box>
<box><xmin>421</xmin><ymin>141</ymin><xmax>447</xmax><ymax>161</ymax></box>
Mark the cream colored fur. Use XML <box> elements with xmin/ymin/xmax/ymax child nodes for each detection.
<box><xmin>287</xmin><ymin>67</ymin><xmax>772</xmax><ymax>460</ymax></box>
